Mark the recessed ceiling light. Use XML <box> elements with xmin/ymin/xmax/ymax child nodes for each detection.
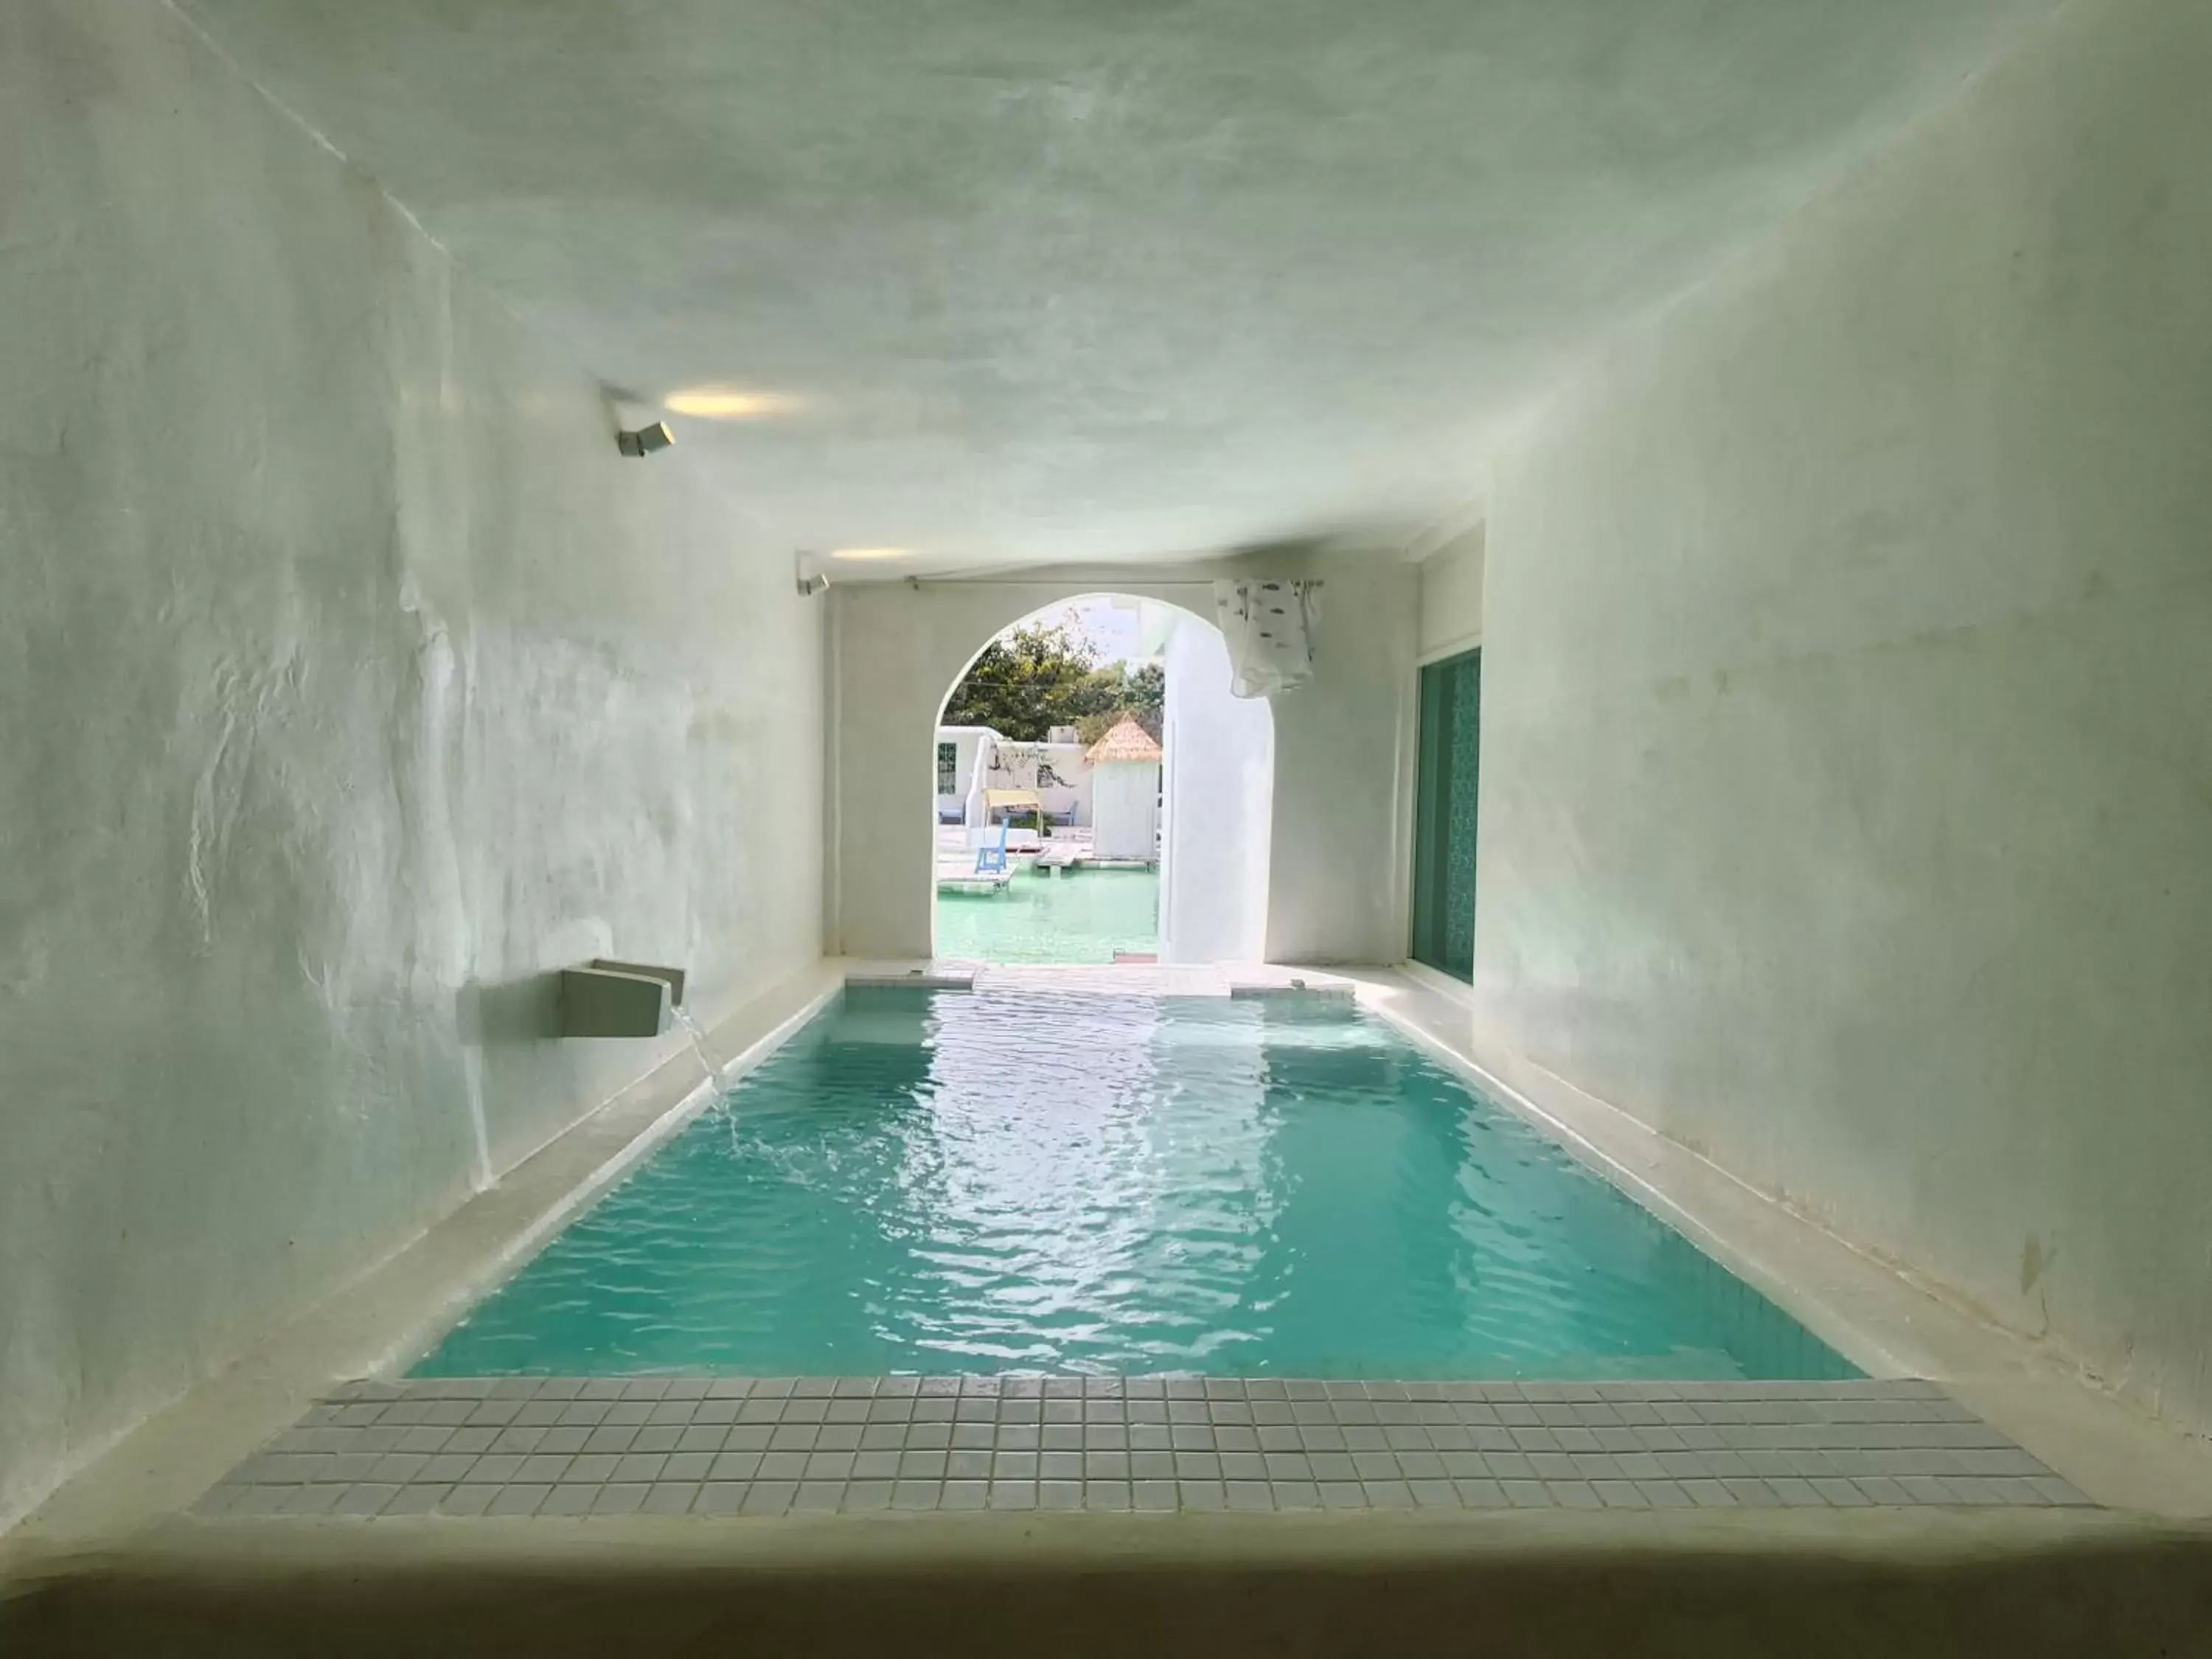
<box><xmin>828</xmin><ymin>546</ymin><xmax>909</xmax><ymax>561</ymax></box>
<box><xmin>662</xmin><ymin>387</ymin><xmax>797</xmax><ymax>419</ymax></box>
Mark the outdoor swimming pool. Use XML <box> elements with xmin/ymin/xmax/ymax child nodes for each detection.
<box><xmin>414</xmin><ymin>989</ymin><xmax>1854</xmax><ymax>1380</ymax></box>
<box><xmin>934</xmin><ymin>866</ymin><xmax>1158</xmax><ymax>964</ymax></box>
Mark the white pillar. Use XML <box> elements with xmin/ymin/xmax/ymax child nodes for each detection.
<box><xmin>1160</xmin><ymin>619</ymin><xmax>1273</xmax><ymax>963</ymax></box>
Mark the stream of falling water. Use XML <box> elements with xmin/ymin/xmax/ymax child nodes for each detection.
<box><xmin>670</xmin><ymin>1006</ymin><xmax>742</xmax><ymax>1153</ymax></box>
<box><xmin>670</xmin><ymin>1006</ymin><xmax>723</xmax><ymax>1099</ymax></box>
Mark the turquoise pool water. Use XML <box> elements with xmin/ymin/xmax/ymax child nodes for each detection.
<box><xmin>935</xmin><ymin>866</ymin><xmax>1158</xmax><ymax>964</ymax></box>
<box><xmin>414</xmin><ymin>991</ymin><xmax>1856</xmax><ymax>1380</ymax></box>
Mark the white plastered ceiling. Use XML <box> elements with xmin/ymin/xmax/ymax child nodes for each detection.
<box><xmin>184</xmin><ymin>0</ymin><xmax>2054</xmax><ymax>571</ymax></box>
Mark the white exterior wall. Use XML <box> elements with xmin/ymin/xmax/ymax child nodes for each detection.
<box><xmin>937</xmin><ymin>729</ymin><xmax>1096</xmax><ymax>827</ymax></box>
<box><xmin>978</xmin><ymin>740</ymin><xmax>1093</xmax><ymax>827</ymax></box>
<box><xmin>1472</xmin><ymin>0</ymin><xmax>2212</xmax><ymax>1435</ymax></box>
<box><xmin>0</xmin><ymin>1</ymin><xmax>824</xmax><ymax>1528</ymax></box>
<box><xmin>1091</xmin><ymin>764</ymin><xmax>1160</xmax><ymax>862</ymax></box>
<box><xmin>1160</xmin><ymin>618</ymin><xmax>1274</xmax><ymax>964</ymax></box>
<box><xmin>933</xmin><ymin>727</ymin><xmax>993</xmax><ymax>821</ymax></box>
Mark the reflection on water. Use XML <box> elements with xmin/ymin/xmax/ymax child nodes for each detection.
<box><xmin>935</xmin><ymin>868</ymin><xmax>1158</xmax><ymax>964</ymax></box>
<box><xmin>415</xmin><ymin>990</ymin><xmax>1857</xmax><ymax>1380</ymax></box>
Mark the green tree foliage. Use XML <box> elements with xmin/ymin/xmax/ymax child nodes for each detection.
<box><xmin>945</xmin><ymin>620</ymin><xmax>1165</xmax><ymax>742</ymax></box>
<box><xmin>1129</xmin><ymin>662</ymin><xmax>1165</xmax><ymax>720</ymax></box>
<box><xmin>1096</xmin><ymin>661</ymin><xmax>1166</xmax><ymax>743</ymax></box>
<box><xmin>942</xmin><ymin>622</ymin><xmax>1100</xmax><ymax>740</ymax></box>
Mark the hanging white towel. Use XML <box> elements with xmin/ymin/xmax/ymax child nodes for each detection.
<box><xmin>1213</xmin><ymin>579</ymin><xmax>1321</xmax><ymax>698</ymax></box>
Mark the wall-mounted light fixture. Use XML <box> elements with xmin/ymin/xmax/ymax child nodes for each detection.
<box><xmin>616</xmin><ymin>420</ymin><xmax>675</xmax><ymax>458</ymax></box>
<box><xmin>796</xmin><ymin>546</ymin><xmax>912</xmax><ymax>594</ymax></box>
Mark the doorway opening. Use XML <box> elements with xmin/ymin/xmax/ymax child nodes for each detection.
<box><xmin>930</xmin><ymin>595</ymin><xmax>1272</xmax><ymax>966</ymax></box>
<box><xmin>1410</xmin><ymin>647</ymin><xmax>1481</xmax><ymax>981</ymax></box>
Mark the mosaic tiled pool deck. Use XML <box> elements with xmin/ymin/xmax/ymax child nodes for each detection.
<box><xmin>195</xmin><ymin>1375</ymin><xmax>2092</xmax><ymax>1518</ymax></box>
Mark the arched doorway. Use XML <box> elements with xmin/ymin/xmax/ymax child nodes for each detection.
<box><xmin>928</xmin><ymin>594</ymin><xmax>1273</xmax><ymax>965</ymax></box>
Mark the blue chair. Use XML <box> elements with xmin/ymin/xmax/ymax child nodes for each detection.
<box><xmin>974</xmin><ymin>821</ymin><xmax>1009</xmax><ymax>874</ymax></box>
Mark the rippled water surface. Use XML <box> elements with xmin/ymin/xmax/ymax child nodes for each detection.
<box><xmin>415</xmin><ymin>991</ymin><xmax>1855</xmax><ymax>1380</ymax></box>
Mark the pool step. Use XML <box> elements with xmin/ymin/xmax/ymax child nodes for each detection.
<box><xmin>1227</xmin><ymin>975</ymin><xmax>1355</xmax><ymax>1002</ymax></box>
<box><xmin>843</xmin><ymin>968</ymin><xmax>978</xmax><ymax>992</ymax></box>
<box><xmin>193</xmin><ymin>1377</ymin><xmax>2093</xmax><ymax>1521</ymax></box>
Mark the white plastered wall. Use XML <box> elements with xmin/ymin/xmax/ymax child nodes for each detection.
<box><xmin>0</xmin><ymin>0</ymin><xmax>824</xmax><ymax>1527</ymax></box>
<box><xmin>1470</xmin><ymin>0</ymin><xmax>2212</xmax><ymax>1435</ymax></box>
<box><xmin>1416</xmin><ymin>523</ymin><xmax>1486</xmax><ymax>664</ymax></box>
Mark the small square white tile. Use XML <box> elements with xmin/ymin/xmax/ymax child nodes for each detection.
<box><xmin>538</xmin><ymin>1484</ymin><xmax>597</xmax><ymax>1516</ymax></box>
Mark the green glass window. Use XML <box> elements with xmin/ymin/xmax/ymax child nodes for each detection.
<box><xmin>936</xmin><ymin>741</ymin><xmax>959</xmax><ymax>794</ymax></box>
<box><xmin>1410</xmin><ymin>648</ymin><xmax>1481</xmax><ymax>981</ymax></box>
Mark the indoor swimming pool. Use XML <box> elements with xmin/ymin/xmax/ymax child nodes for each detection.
<box><xmin>414</xmin><ymin>989</ymin><xmax>1853</xmax><ymax>1381</ymax></box>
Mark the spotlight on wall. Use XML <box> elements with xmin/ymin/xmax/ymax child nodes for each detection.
<box><xmin>795</xmin><ymin>551</ymin><xmax>830</xmax><ymax>597</ymax></box>
<box><xmin>616</xmin><ymin>420</ymin><xmax>675</xmax><ymax>458</ymax></box>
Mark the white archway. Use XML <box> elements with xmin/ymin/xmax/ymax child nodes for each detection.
<box><xmin>825</xmin><ymin>558</ymin><xmax>1418</xmax><ymax>967</ymax></box>
<box><xmin>928</xmin><ymin>594</ymin><xmax>1273</xmax><ymax>964</ymax></box>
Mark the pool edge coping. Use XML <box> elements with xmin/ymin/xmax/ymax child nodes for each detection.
<box><xmin>1340</xmin><ymin>968</ymin><xmax>2212</xmax><ymax>1518</ymax></box>
<box><xmin>6</xmin><ymin>959</ymin><xmax>852</xmax><ymax>1548</ymax></box>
